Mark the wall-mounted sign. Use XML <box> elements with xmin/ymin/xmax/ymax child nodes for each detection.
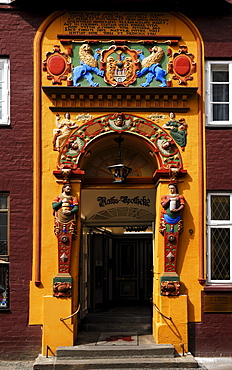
<box><xmin>97</xmin><ymin>195</ymin><xmax>150</xmax><ymax>208</ymax></box>
<box><xmin>204</xmin><ymin>295</ymin><xmax>232</xmax><ymax>313</ymax></box>
<box><xmin>81</xmin><ymin>189</ymin><xmax>155</xmax><ymax>223</ymax></box>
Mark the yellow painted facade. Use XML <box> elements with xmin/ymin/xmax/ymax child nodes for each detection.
<box><xmin>30</xmin><ymin>10</ymin><xmax>205</xmax><ymax>355</ymax></box>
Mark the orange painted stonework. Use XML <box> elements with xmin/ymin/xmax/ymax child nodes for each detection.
<box><xmin>30</xmin><ymin>10</ymin><xmax>205</xmax><ymax>355</ymax></box>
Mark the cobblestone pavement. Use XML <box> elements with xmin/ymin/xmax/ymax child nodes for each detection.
<box><xmin>0</xmin><ymin>361</ymin><xmax>34</xmax><ymax>369</ymax></box>
<box><xmin>196</xmin><ymin>357</ymin><xmax>232</xmax><ymax>370</ymax></box>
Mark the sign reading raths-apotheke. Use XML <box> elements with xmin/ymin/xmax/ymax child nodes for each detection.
<box><xmin>81</xmin><ymin>189</ymin><xmax>155</xmax><ymax>223</ymax></box>
<box><xmin>97</xmin><ymin>195</ymin><xmax>150</xmax><ymax>208</ymax></box>
<box><xmin>204</xmin><ymin>295</ymin><xmax>232</xmax><ymax>313</ymax></box>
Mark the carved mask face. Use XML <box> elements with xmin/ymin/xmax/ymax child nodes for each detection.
<box><xmin>116</xmin><ymin>116</ymin><xmax>123</xmax><ymax>126</ymax></box>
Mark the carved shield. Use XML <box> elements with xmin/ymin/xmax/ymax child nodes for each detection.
<box><xmin>100</xmin><ymin>45</ymin><xmax>140</xmax><ymax>87</ymax></box>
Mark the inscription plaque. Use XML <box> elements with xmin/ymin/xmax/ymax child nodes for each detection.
<box><xmin>204</xmin><ymin>295</ymin><xmax>232</xmax><ymax>313</ymax></box>
<box><xmin>63</xmin><ymin>11</ymin><xmax>170</xmax><ymax>36</ymax></box>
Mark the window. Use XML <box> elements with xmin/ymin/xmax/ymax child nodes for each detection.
<box><xmin>0</xmin><ymin>194</ymin><xmax>9</xmax><ymax>309</ymax></box>
<box><xmin>207</xmin><ymin>193</ymin><xmax>232</xmax><ymax>283</ymax></box>
<box><xmin>206</xmin><ymin>61</ymin><xmax>232</xmax><ymax>126</ymax></box>
<box><xmin>0</xmin><ymin>58</ymin><xmax>10</xmax><ymax>125</ymax></box>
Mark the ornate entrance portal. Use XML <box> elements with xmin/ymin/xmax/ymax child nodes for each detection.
<box><xmin>31</xmin><ymin>9</ymin><xmax>205</xmax><ymax>356</ymax></box>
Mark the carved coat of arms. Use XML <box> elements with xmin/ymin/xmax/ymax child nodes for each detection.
<box><xmin>100</xmin><ymin>45</ymin><xmax>140</xmax><ymax>86</ymax></box>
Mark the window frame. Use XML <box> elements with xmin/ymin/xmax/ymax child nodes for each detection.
<box><xmin>205</xmin><ymin>60</ymin><xmax>232</xmax><ymax>127</ymax></box>
<box><xmin>0</xmin><ymin>193</ymin><xmax>10</xmax><ymax>309</ymax></box>
<box><xmin>207</xmin><ymin>192</ymin><xmax>232</xmax><ymax>284</ymax></box>
<box><xmin>0</xmin><ymin>58</ymin><xmax>10</xmax><ymax>126</ymax></box>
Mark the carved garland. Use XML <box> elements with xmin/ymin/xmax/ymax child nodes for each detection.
<box><xmin>55</xmin><ymin>113</ymin><xmax>183</xmax><ymax>171</ymax></box>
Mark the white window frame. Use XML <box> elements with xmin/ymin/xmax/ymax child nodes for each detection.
<box><xmin>0</xmin><ymin>58</ymin><xmax>10</xmax><ymax>126</ymax></box>
<box><xmin>207</xmin><ymin>192</ymin><xmax>232</xmax><ymax>284</ymax></box>
<box><xmin>205</xmin><ymin>61</ymin><xmax>232</xmax><ymax>127</ymax></box>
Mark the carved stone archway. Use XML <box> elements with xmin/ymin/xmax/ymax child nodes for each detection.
<box><xmin>55</xmin><ymin>113</ymin><xmax>184</xmax><ymax>177</ymax></box>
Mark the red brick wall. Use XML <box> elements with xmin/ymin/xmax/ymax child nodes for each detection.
<box><xmin>0</xmin><ymin>6</ymin><xmax>46</xmax><ymax>360</ymax></box>
<box><xmin>191</xmin><ymin>14</ymin><xmax>232</xmax><ymax>58</ymax></box>
<box><xmin>188</xmin><ymin>292</ymin><xmax>232</xmax><ymax>356</ymax></box>
<box><xmin>192</xmin><ymin>12</ymin><xmax>232</xmax><ymax>355</ymax></box>
<box><xmin>206</xmin><ymin>130</ymin><xmax>232</xmax><ymax>191</ymax></box>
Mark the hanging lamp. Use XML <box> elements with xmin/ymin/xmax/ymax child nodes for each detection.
<box><xmin>108</xmin><ymin>135</ymin><xmax>132</xmax><ymax>183</ymax></box>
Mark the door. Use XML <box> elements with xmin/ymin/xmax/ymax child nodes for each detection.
<box><xmin>114</xmin><ymin>237</ymin><xmax>153</xmax><ymax>303</ymax></box>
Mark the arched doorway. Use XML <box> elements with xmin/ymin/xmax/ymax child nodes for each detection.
<box><xmin>78</xmin><ymin>129</ymin><xmax>158</xmax><ymax>331</ymax></box>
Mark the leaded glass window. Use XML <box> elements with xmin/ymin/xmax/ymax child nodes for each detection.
<box><xmin>0</xmin><ymin>193</ymin><xmax>9</xmax><ymax>309</ymax></box>
<box><xmin>206</xmin><ymin>61</ymin><xmax>232</xmax><ymax>126</ymax></box>
<box><xmin>207</xmin><ymin>193</ymin><xmax>232</xmax><ymax>283</ymax></box>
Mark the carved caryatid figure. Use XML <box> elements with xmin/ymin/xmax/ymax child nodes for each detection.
<box><xmin>159</xmin><ymin>181</ymin><xmax>185</xmax><ymax>296</ymax></box>
<box><xmin>53</xmin><ymin>113</ymin><xmax>78</xmax><ymax>152</ymax></box>
<box><xmin>52</xmin><ymin>184</ymin><xmax>78</xmax><ymax>278</ymax></box>
<box><xmin>52</xmin><ymin>184</ymin><xmax>78</xmax><ymax>226</ymax></box>
<box><xmin>160</xmin><ymin>183</ymin><xmax>185</xmax><ymax>235</ymax></box>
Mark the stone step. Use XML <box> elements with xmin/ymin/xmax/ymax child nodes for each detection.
<box><xmin>56</xmin><ymin>344</ymin><xmax>174</xmax><ymax>359</ymax></box>
<box><xmin>33</xmin><ymin>354</ymin><xmax>199</xmax><ymax>369</ymax></box>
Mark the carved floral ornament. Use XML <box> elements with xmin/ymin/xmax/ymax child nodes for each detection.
<box><xmin>52</xmin><ymin>112</ymin><xmax>184</xmax><ymax>171</ymax></box>
<box><xmin>42</xmin><ymin>43</ymin><xmax>196</xmax><ymax>87</ymax></box>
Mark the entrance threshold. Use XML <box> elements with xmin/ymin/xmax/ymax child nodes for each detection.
<box><xmin>78</xmin><ymin>303</ymin><xmax>152</xmax><ymax>345</ymax></box>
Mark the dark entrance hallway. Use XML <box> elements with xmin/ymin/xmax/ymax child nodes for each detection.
<box><xmin>78</xmin><ymin>304</ymin><xmax>152</xmax><ymax>341</ymax></box>
<box><xmin>79</xmin><ymin>229</ymin><xmax>153</xmax><ymax>335</ymax></box>
<box><xmin>114</xmin><ymin>238</ymin><xmax>153</xmax><ymax>303</ymax></box>
<box><xmin>88</xmin><ymin>231</ymin><xmax>153</xmax><ymax>310</ymax></box>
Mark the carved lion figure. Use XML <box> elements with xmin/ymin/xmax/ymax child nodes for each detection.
<box><xmin>137</xmin><ymin>46</ymin><xmax>167</xmax><ymax>87</ymax></box>
<box><xmin>72</xmin><ymin>44</ymin><xmax>104</xmax><ymax>87</ymax></box>
<box><xmin>141</xmin><ymin>46</ymin><xmax>164</xmax><ymax>68</ymax></box>
<box><xmin>79</xmin><ymin>43</ymin><xmax>98</xmax><ymax>68</ymax></box>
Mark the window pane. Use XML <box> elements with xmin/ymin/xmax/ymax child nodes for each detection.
<box><xmin>212</xmin><ymin>64</ymin><xmax>229</xmax><ymax>82</ymax></box>
<box><xmin>213</xmin><ymin>104</ymin><xmax>229</xmax><ymax>121</ymax></box>
<box><xmin>212</xmin><ymin>71</ymin><xmax>229</xmax><ymax>82</ymax></box>
<box><xmin>0</xmin><ymin>224</ymin><xmax>7</xmax><ymax>242</ymax></box>
<box><xmin>211</xmin><ymin>195</ymin><xmax>230</xmax><ymax>220</ymax></box>
<box><xmin>0</xmin><ymin>195</ymin><xmax>8</xmax><ymax>209</ymax></box>
<box><xmin>213</xmin><ymin>84</ymin><xmax>229</xmax><ymax>102</ymax></box>
<box><xmin>0</xmin><ymin>241</ymin><xmax>7</xmax><ymax>255</ymax></box>
<box><xmin>211</xmin><ymin>228</ymin><xmax>230</xmax><ymax>280</ymax></box>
